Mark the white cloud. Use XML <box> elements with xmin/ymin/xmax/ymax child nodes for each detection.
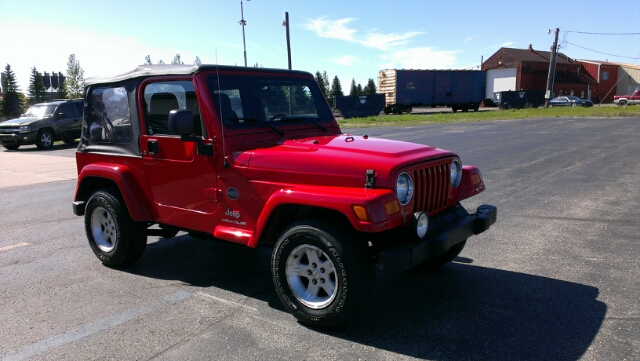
<box><xmin>360</xmin><ymin>31</ymin><xmax>424</xmax><ymax>51</ymax></box>
<box><xmin>304</xmin><ymin>17</ymin><xmax>423</xmax><ymax>51</ymax></box>
<box><xmin>380</xmin><ymin>47</ymin><xmax>458</xmax><ymax>70</ymax></box>
<box><xmin>304</xmin><ymin>17</ymin><xmax>357</xmax><ymax>42</ymax></box>
<box><xmin>501</xmin><ymin>41</ymin><xmax>515</xmax><ymax>47</ymax></box>
<box><xmin>331</xmin><ymin>56</ymin><xmax>356</xmax><ymax>67</ymax></box>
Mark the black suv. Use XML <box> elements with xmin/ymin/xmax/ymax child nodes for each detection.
<box><xmin>0</xmin><ymin>99</ymin><xmax>83</xmax><ymax>150</ymax></box>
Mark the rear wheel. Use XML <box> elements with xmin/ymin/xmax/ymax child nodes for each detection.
<box><xmin>619</xmin><ymin>100</ymin><xmax>628</xmax><ymax>106</ymax></box>
<box><xmin>271</xmin><ymin>220</ymin><xmax>374</xmax><ymax>328</ymax></box>
<box><xmin>84</xmin><ymin>189</ymin><xmax>147</xmax><ymax>266</ymax></box>
<box><xmin>35</xmin><ymin>129</ymin><xmax>54</xmax><ymax>149</ymax></box>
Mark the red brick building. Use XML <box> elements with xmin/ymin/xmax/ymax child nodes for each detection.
<box><xmin>483</xmin><ymin>45</ymin><xmax>598</xmax><ymax>101</ymax></box>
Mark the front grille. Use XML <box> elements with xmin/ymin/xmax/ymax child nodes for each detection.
<box><xmin>412</xmin><ymin>159</ymin><xmax>452</xmax><ymax>215</ymax></box>
<box><xmin>0</xmin><ymin>128</ymin><xmax>20</xmax><ymax>134</ymax></box>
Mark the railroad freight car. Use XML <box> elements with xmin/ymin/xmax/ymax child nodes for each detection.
<box><xmin>378</xmin><ymin>69</ymin><xmax>486</xmax><ymax>113</ymax></box>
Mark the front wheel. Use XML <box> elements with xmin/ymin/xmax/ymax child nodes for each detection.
<box><xmin>84</xmin><ymin>189</ymin><xmax>147</xmax><ymax>266</ymax></box>
<box><xmin>35</xmin><ymin>129</ymin><xmax>54</xmax><ymax>149</ymax></box>
<box><xmin>271</xmin><ymin>220</ymin><xmax>374</xmax><ymax>328</ymax></box>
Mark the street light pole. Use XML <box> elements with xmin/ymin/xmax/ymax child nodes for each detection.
<box><xmin>283</xmin><ymin>12</ymin><xmax>292</xmax><ymax>70</ymax></box>
<box><xmin>239</xmin><ymin>0</ymin><xmax>249</xmax><ymax>67</ymax></box>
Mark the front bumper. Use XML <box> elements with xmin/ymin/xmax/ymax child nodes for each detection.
<box><xmin>0</xmin><ymin>132</ymin><xmax>37</xmax><ymax>145</ymax></box>
<box><xmin>379</xmin><ymin>204</ymin><xmax>497</xmax><ymax>273</ymax></box>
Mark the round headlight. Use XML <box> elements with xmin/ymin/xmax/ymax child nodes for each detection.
<box><xmin>396</xmin><ymin>172</ymin><xmax>414</xmax><ymax>205</ymax></box>
<box><xmin>451</xmin><ymin>159</ymin><xmax>462</xmax><ymax>187</ymax></box>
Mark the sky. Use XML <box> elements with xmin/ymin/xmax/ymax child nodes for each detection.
<box><xmin>1</xmin><ymin>0</ymin><xmax>639</xmax><ymax>94</ymax></box>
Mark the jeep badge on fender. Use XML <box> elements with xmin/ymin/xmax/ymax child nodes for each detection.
<box><xmin>72</xmin><ymin>65</ymin><xmax>497</xmax><ymax>329</ymax></box>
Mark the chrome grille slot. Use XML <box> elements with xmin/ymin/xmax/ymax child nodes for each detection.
<box><xmin>412</xmin><ymin>159</ymin><xmax>451</xmax><ymax>215</ymax></box>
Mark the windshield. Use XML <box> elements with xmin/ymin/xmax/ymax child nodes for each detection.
<box><xmin>23</xmin><ymin>104</ymin><xmax>56</xmax><ymax>118</ymax></box>
<box><xmin>208</xmin><ymin>74</ymin><xmax>333</xmax><ymax>130</ymax></box>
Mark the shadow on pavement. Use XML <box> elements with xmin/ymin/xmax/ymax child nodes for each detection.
<box><xmin>127</xmin><ymin>234</ymin><xmax>606</xmax><ymax>361</ymax></box>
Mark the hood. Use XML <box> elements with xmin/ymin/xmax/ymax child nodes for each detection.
<box><xmin>241</xmin><ymin>134</ymin><xmax>455</xmax><ymax>188</ymax></box>
<box><xmin>0</xmin><ymin>117</ymin><xmax>39</xmax><ymax>126</ymax></box>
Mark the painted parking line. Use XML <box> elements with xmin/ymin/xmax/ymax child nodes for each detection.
<box><xmin>0</xmin><ymin>242</ymin><xmax>30</xmax><ymax>252</ymax></box>
<box><xmin>1</xmin><ymin>290</ymin><xmax>192</xmax><ymax>361</ymax></box>
<box><xmin>196</xmin><ymin>291</ymin><xmax>258</xmax><ymax>311</ymax></box>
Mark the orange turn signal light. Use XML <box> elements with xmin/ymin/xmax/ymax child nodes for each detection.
<box><xmin>385</xmin><ymin>200</ymin><xmax>400</xmax><ymax>215</ymax></box>
<box><xmin>471</xmin><ymin>173</ymin><xmax>481</xmax><ymax>185</ymax></box>
<box><xmin>353</xmin><ymin>206</ymin><xmax>369</xmax><ymax>222</ymax></box>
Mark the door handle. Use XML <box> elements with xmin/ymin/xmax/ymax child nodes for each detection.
<box><xmin>148</xmin><ymin>140</ymin><xmax>159</xmax><ymax>155</ymax></box>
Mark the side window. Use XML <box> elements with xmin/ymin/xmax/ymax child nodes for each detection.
<box><xmin>72</xmin><ymin>101</ymin><xmax>83</xmax><ymax>117</ymax></box>
<box><xmin>144</xmin><ymin>80</ymin><xmax>200</xmax><ymax>135</ymax></box>
<box><xmin>213</xmin><ymin>89</ymin><xmax>243</xmax><ymax>122</ymax></box>
<box><xmin>56</xmin><ymin>103</ymin><xmax>77</xmax><ymax>117</ymax></box>
<box><xmin>88</xmin><ymin>87</ymin><xmax>132</xmax><ymax>144</ymax></box>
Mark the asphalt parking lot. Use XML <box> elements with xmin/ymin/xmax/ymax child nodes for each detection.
<box><xmin>0</xmin><ymin>117</ymin><xmax>638</xmax><ymax>360</ymax></box>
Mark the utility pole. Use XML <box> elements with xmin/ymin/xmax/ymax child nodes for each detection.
<box><xmin>239</xmin><ymin>0</ymin><xmax>249</xmax><ymax>67</ymax></box>
<box><xmin>283</xmin><ymin>12</ymin><xmax>292</xmax><ymax>70</ymax></box>
<box><xmin>544</xmin><ymin>28</ymin><xmax>559</xmax><ymax>107</ymax></box>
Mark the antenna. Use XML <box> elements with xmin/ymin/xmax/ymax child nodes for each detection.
<box><xmin>215</xmin><ymin>51</ymin><xmax>230</xmax><ymax>169</ymax></box>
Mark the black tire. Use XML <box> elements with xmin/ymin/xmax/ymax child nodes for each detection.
<box><xmin>416</xmin><ymin>240</ymin><xmax>467</xmax><ymax>271</ymax></box>
<box><xmin>3</xmin><ymin>144</ymin><xmax>20</xmax><ymax>150</ymax></box>
<box><xmin>35</xmin><ymin>129</ymin><xmax>54</xmax><ymax>149</ymax></box>
<box><xmin>84</xmin><ymin>189</ymin><xmax>147</xmax><ymax>266</ymax></box>
<box><xmin>271</xmin><ymin>220</ymin><xmax>374</xmax><ymax>329</ymax></box>
<box><xmin>619</xmin><ymin>100</ymin><xmax>627</xmax><ymax>106</ymax></box>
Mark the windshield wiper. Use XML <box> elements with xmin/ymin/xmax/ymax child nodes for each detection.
<box><xmin>280</xmin><ymin>116</ymin><xmax>327</xmax><ymax>132</ymax></box>
<box><xmin>234</xmin><ymin>117</ymin><xmax>284</xmax><ymax>136</ymax></box>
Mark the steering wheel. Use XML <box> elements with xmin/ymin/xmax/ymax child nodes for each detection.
<box><xmin>268</xmin><ymin>113</ymin><xmax>287</xmax><ymax>122</ymax></box>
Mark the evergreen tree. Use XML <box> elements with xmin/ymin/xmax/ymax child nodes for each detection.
<box><xmin>194</xmin><ymin>56</ymin><xmax>201</xmax><ymax>65</ymax></box>
<box><xmin>363</xmin><ymin>78</ymin><xmax>377</xmax><ymax>94</ymax></box>
<box><xmin>28</xmin><ymin>66</ymin><xmax>46</xmax><ymax>104</ymax></box>
<box><xmin>314</xmin><ymin>71</ymin><xmax>329</xmax><ymax>102</ymax></box>
<box><xmin>1</xmin><ymin>64</ymin><xmax>25</xmax><ymax>119</ymax></box>
<box><xmin>144</xmin><ymin>55</ymin><xmax>152</xmax><ymax>65</ymax></box>
<box><xmin>57</xmin><ymin>78</ymin><xmax>68</xmax><ymax>99</ymax></box>
<box><xmin>329</xmin><ymin>75</ymin><xmax>343</xmax><ymax>98</ymax></box>
<box><xmin>349</xmin><ymin>78</ymin><xmax>358</xmax><ymax>96</ymax></box>
<box><xmin>357</xmin><ymin>83</ymin><xmax>363</xmax><ymax>95</ymax></box>
<box><xmin>157</xmin><ymin>59</ymin><xmax>165</xmax><ymax>65</ymax></box>
<box><xmin>171</xmin><ymin>54</ymin><xmax>184</xmax><ymax>65</ymax></box>
<box><xmin>65</xmin><ymin>54</ymin><xmax>85</xmax><ymax>99</ymax></box>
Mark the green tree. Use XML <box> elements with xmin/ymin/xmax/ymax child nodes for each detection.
<box><xmin>314</xmin><ymin>71</ymin><xmax>330</xmax><ymax>102</ymax></box>
<box><xmin>1</xmin><ymin>64</ymin><xmax>25</xmax><ymax>119</ymax></box>
<box><xmin>28</xmin><ymin>66</ymin><xmax>46</xmax><ymax>104</ymax></box>
<box><xmin>157</xmin><ymin>59</ymin><xmax>165</xmax><ymax>65</ymax></box>
<box><xmin>194</xmin><ymin>56</ymin><xmax>201</xmax><ymax>65</ymax></box>
<box><xmin>329</xmin><ymin>75</ymin><xmax>343</xmax><ymax>99</ymax></box>
<box><xmin>171</xmin><ymin>54</ymin><xmax>184</xmax><ymax>65</ymax></box>
<box><xmin>363</xmin><ymin>78</ymin><xmax>377</xmax><ymax>94</ymax></box>
<box><xmin>144</xmin><ymin>55</ymin><xmax>152</xmax><ymax>65</ymax></box>
<box><xmin>65</xmin><ymin>54</ymin><xmax>85</xmax><ymax>98</ymax></box>
<box><xmin>57</xmin><ymin>78</ymin><xmax>68</xmax><ymax>99</ymax></box>
<box><xmin>348</xmin><ymin>78</ymin><xmax>364</xmax><ymax>96</ymax></box>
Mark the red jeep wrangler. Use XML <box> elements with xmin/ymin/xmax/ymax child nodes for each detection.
<box><xmin>72</xmin><ymin>65</ymin><xmax>497</xmax><ymax>328</ymax></box>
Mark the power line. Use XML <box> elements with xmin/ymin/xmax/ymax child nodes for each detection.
<box><xmin>565</xmin><ymin>41</ymin><xmax>640</xmax><ymax>60</ymax></box>
<box><xmin>565</xmin><ymin>31</ymin><xmax>640</xmax><ymax>35</ymax></box>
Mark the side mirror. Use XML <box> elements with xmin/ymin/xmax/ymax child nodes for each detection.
<box><xmin>168</xmin><ymin>109</ymin><xmax>213</xmax><ymax>156</ymax></box>
<box><xmin>168</xmin><ymin>109</ymin><xmax>194</xmax><ymax>135</ymax></box>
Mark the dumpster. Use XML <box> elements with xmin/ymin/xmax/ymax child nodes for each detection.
<box><xmin>333</xmin><ymin>94</ymin><xmax>386</xmax><ymax>118</ymax></box>
<box><xmin>494</xmin><ymin>90</ymin><xmax>545</xmax><ymax>109</ymax></box>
